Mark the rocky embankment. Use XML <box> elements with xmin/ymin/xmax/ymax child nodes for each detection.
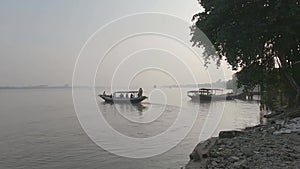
<box><xmin>185</xmin><ymin>110</ymin><xmax>300</xmax><ymax>169</ymax></box>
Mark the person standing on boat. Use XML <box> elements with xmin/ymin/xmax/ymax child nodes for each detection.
<box><xmin>138</xmin><ymin>88</ymin><xmax>143</xmax><ymax>97</ymax></box>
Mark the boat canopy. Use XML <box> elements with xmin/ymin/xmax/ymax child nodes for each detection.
<box><xmin>113</xmin><ymin>91</ymin><xmax>139</xmax><ymax>94</ymax></box>
<box><xmin>199</xmin><ymin>88</ymin><xmax>223</xmax><ymax>91</ymax></box>
<box><xmin>188</xmin><ymin>88</ymin><xmax>224</xmax><ymax>96</ymax></box>
<box><xmin>188</xmin><ymin>88</ymin><xmax>223</xmax><ymax>92</ymax></box>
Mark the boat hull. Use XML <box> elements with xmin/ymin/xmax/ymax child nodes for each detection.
<box><xmin>188</xmin><ymin>94</ymin><xmax>232</xmax><ymax>101</ymax></box>
<box><xmin>99</xmin><ymin>95</ymin><xmax>147</xmax><ymax>104</ymax></box>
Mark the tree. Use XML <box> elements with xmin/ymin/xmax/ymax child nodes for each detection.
<box><xmin>191</xmin><ymin>0</ymin><xmax>300</xmax><ymax>107</ymax></box>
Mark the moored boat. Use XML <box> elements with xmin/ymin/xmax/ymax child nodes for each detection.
<box><xmin>187</xmin><ymin>88</ymin><xmax>233</xmax><ymax>101</ymax></box>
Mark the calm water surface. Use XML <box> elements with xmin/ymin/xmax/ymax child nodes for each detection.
<box><xmin>0</xmin><ymin>89</ymin><xmax>260</xmax><ymax>169</ymax></box>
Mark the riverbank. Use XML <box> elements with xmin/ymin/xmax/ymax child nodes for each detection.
<box><xmin>185</xmin><ymin>109</ymin><xmax>300</xmax><ymax>169</ymax></box>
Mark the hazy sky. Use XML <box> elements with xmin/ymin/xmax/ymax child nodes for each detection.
<box><xmin>0</xmin><ymin>0</ymin><xmax>232</xmax><ymax>86</ymax></box>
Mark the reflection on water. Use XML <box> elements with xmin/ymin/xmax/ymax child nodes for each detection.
<box><xmin>98</xmin><ymin>100</ymin><xmax>182</xmax><ymax>138</ymax></box>
<box><xmin>186</xmin><ymin>100</ymin><xmax>211</xmax><ymax>110</ymax></box>
<box><xmin>101</xmin><ymin>102</ymin><xmax>148</xmax><ymax>115</ymax></box>
<box><xmin>134</xmin><ymin>103</ymin><xmax>148</xmax><ymax>113</ymax></box>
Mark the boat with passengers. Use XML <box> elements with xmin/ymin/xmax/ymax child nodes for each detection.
<box><xmin>99</xmin><ymin>88</ymin><xmax>147</xmax><ymax>104</ymax></box>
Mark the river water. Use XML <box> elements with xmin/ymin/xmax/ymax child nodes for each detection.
<box><xmin>0</xmin><ymin>88</ymin><xmax>260</xmax><ymax>169</ymax></box>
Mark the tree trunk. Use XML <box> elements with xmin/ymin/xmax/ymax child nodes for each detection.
<box><xmin>277</xmin><ymin>56</ymin><xmax>300</xmax><ymax>107</ymax></box>
<box><xmin>284</xmin><ymin>72</ymin><xmax>300</xmax><ymax>107</ymax></box>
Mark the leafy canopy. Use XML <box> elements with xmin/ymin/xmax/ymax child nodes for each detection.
<box><xmin>191</xmin><ymin>0</ymin><xmax>300</xmax><ymax>90</ymax></box>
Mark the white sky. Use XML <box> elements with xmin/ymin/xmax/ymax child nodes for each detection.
<box><xmin>0</xmin><ymin>0</ymin><xmax>233</xmax><ymax>86</ymax></box>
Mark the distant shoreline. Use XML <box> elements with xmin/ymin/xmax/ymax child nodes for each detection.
<box><xmin>0</xmin><ymin>83</ymin><xmax>230</xmax><ymax>90</ymax></box>
<box><xmin>0</xmin><ymin>86</ymin><xmax>109</xmax><ymax>90</ymax></box>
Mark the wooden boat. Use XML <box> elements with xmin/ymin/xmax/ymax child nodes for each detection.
<box><xmin>187</xmin><ymin>88</ymin><xmax>233</xmax><ymax>101</ymax></box>
<box><xmin>99</xmin><ymin>91</ymin><xmax>147</xmax><ymax>104</ymax></box>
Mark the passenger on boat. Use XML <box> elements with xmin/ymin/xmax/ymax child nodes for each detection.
<box><xmin>103</xmin><ymin>91</ymin><xmax>106</xmax><ymax>96</ymax></box>
<box><xmin>130</xmin><ymin>93</ymin><xmax>133</xmax><ymax>98</ymax></box>
<box><xmin>138</xmin><ymin>88</ymin><xmax>143</xmax><ymax>97</ymax></box>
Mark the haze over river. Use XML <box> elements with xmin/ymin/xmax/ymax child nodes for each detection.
<box><xmin>0</xmin><ymin>88</ymin><xmax>260</xmax><ymax>169</ymax></box>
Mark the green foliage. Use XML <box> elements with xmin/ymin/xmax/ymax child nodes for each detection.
<box><xmin>191</xmin><ymin>0</ymin><xmax>300</xmax><ymax>106</ymax></box>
